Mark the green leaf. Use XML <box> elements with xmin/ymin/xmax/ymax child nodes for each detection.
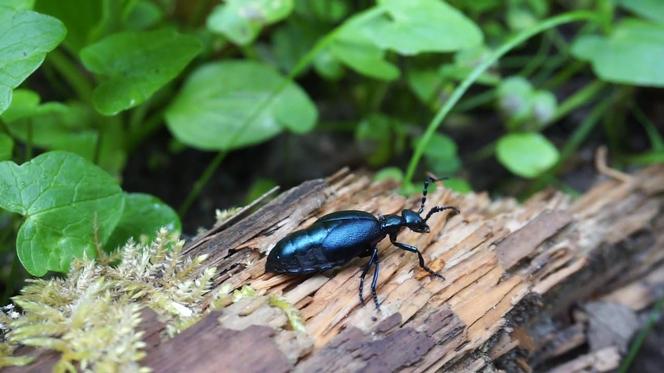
<box><xmin>531</xmin><ymin>90</ymin><xmax>556</xmax><ymax>124</ymax></box>
<box><xmin>356</xmin><ymin>114</ymin><xmax>406</xmax><ymax>166</ymax></box>
<box><xmin>0</xmin><ymin>151</ymin><xmax>125</xmax><ymax>275</ymax></box>
<box><xmin>0</xmin><ymin>133</ymin><xmax>13</xmax><ymax>161</ymax></box>
<box><xmin>617</xmin><ymin>0</ymin><xmax>664</xmax><ymax>24</ymax></box>
<box><xmin>571</xmin><ymin>19</ymin><xmax>664</xmax><ymax>87</ymax></box>
<box><xmin>497</xmin><ymin>77</ymin><xmax>557</xmax><ymax>129</ymax></box>
<box><xmin>496</xmin><ymin>132</ymin><xmax>559</xmax><ymax>178</ymax></box>
<box><xmin>294</xmin><ymin>0</ymin><xmax>349</xmax><ymax>23</ymax></box>
<box><xmin>374</xmin><ymin>167</ymin><xmax>403</xmax><ymax>183</ymax></box>
<box><xmin>3</xmin><ymin>0</ymin><xmax>34</xmax><ymax>10</ymax></box>
<box><xmin>271</xmin><ymin>19</ymin><xmax>323</xmax><ymax>73</ymax></box>
<box><xmin>34</xmin><ymin>0</ymin><xmax>104</xmax><ymax>51</ymax></box>
<box><xmin>329</xmin><ymin>38</ymin><xmax>399</xmax><ymax>80</ymax></box>
<box><xmin>0</xmin><ymin>7</ymin><xmax>66</xmax><ymax>114</ymax></box>
<box><xmin>444</xmin><ymin>178</ymin><xmax>472</xmax><ymax>193</ymax></box>
<box><xmin>1</xmin><ymin>90</ymin><xmax>126</xmax><ymax>174</ymax></box>
<box><xmin>407</xmin><ymin>68</ymin><xmax>441</xmax><ymax>105</ymax></box>
<box><xmin>105</xmin><ymin>193</ymin><xmax>180</xmax><ymax>250</ymax></box>
<box><xmin>80</xmin><ymin>29</ymin><xmax>202</xmax><ymax>115</ymax></box>
<box><xmin>244</xmin><ymin>178</ymin><xmax>277</xmax><ymax>204</ymax></box>
<box><xmin>122</xmin><ymin>0</ymin><xmax>163</xmax><ymax>30</ymax></box>
<box><xmin>165</xmin><ymin>60</ymin><xmax>317</xmax><ymax>151</ymax></box>
<box><xmin>356</xmin><ymin>115</ymin><xmax>394</xmax><ymax>166</ymax></box>
<box><xmin>353</xmin><ymin>0</ymin><xmax>483</xmax><ymax>55</ymax></box>
<box><xmin>207</xmin><ymin>0</ymin><xmax>294</xmax><ymax>45</ymax></box>
<box><xmin>415</xmin><ymin>133</ymin><xmax>461</xmax><ymax>175</ymax></box>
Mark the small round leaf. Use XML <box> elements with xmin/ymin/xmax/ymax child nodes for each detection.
<box><xmin>496</xmin><ymin>133</ymin><xmax>559</xmax><ymax>178</ymax></box>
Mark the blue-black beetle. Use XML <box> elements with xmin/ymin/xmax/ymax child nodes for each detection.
<box><xmin>265</xmin><ymin>177</ymin><xmax>459</xmax><ymax>310</ymax></box>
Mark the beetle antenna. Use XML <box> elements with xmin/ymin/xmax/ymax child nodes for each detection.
<box><xmin>418</xmin><ymin>174</ymin><xmax>449</xmax><ymax>215</ymax></box>
<box><xmin>418</xmin><ymin>176</ymin><xmax>435</xmax><ymax>214</ymax></box>
<box><xmin>424</xmin><ymin>206</ymin><xmax>460</xmax><ymax>222</ymax></box>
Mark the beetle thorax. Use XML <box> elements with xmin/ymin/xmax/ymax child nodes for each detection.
<box><xmin>379</xmin><ymin>214</ymin><xmax>404</xmax><ymax>235</ymax></box>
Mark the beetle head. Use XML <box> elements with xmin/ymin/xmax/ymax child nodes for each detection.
<box><xmin>402</xmin><ymin>209</ymin><xmax>430</xmax><ymax>233</ymax></box>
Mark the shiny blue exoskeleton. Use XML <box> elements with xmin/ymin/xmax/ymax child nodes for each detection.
<box><xmin>265</xmin><ymin>177</ymin><xmax>460</xmax><ymax>310</ymax></box>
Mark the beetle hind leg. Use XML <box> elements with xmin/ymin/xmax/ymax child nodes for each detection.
<box><xmin>370</xmin><ymin>253</ymin><xmax>381</xmax><ymax>311</ymax></box>
<box><xmin>358</xmin><ymin>246</ymin><xmax>378</xmax><ymax>306</ymax></box>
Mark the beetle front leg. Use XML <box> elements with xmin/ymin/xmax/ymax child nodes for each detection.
<box><xmin>390</xmin><ymin>234</ymin><xmax>445</xmax><ymax>280</ymax></box>
<box><xmin>359</xmin><ymin>246</ymin><xmax>378</xmax><ymax>305</ymax></box>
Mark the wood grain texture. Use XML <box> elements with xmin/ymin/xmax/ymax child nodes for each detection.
<box><xmin>13</xmin><ymin>165</ymin><xmax>664</xmax><ymax>372</ymax></box>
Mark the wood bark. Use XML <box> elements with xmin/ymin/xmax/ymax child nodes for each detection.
<box><xmin>16</xmin><ymin>166</ymin><xmax>664</xmax><ymax>372</ymax></box>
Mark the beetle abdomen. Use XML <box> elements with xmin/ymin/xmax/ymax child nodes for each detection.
<box><xmin>266</xmin><ymin>210</ymin><xmax>384</xmax><ymax>274</ymax></box>
<box><xmin>266</xmin><ymin>225</ymin><xmax>345</xmax><ymax>274</ymax></box>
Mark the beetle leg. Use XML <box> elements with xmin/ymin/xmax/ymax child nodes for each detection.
<box><xmin>390</xmin><ymin>235</ymin><xmax>445</xmax><ymax>280</ymax></box>
<box><xmin>359</xmin><ymin>246</ymin><xmax>378</xmax><ymax>305</ymax></box>
<box><xmin>371</xmin><ymin>253</ymin><xmax>381</xmax><ymax>311</ymax></box>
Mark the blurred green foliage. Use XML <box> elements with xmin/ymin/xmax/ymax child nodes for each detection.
<box><xmin>0</xmin><ymin>0</ymin><xmax>662</xmax><ymax>284</ymax></box>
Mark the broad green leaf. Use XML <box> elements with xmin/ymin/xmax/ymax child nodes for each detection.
<box><xmin>0</xmin><ymin>151</ymin><xmax>125</xmax><ymax>275</ymax></box>
<box><xmin>0</xmin><ymin>7</ymin><xmax>66</xmax><ymax>114</ymax></box>
<box><xmin>571</xmin><ymin>19</ymin><xmax>664</xmax><ymax>87</ymax></box>
<box><xmin>415</xmin><ymin>133</ymin><xmax>461</xmax><ymax>175</ymax></box>
<box><xmin>3</xmin><ymin>0</ymin><xmax>34</xmax><ymax>10</ymax></box>
<box><xmin>165</xmin><ymin>61</ymin><xmax>317</xmax><ymax>151</ymax></box>
<box><xmin>506</xmin><ymin>0</ymin><xmax>549</xmax><ymax>31</ymax></box>
<box><xmin>407</xmin><ymin>68</ymin><xmax>441</xmax><ymax>105</ymax></box>
<box><xmin>207</xmin><ymin>0</ymin><xmax>294</xmax><ymax>45</ymax></box>
<box><xmin>272</xmin><ymin>19</ymin><xmax>323</xmax><ymax>73</ymax></box>
<box><xmin>330</xmin><ymin>39</ymin><xmax>399</xmax><ymax>80</ymax></box>
<box><xmin>123</xmin><ymin>0</ymin><xmax>163</xmax><ymax>30</ymax></box>
<box><xmin>105</xmin><ymin>193</ymin><xmax>180</xmax><ymax>250</ymax></box>
<box><xmin>81</xmin><ymin>29</ymin><xmax>202</xmax><ymax>115</ymax></box>
<box><xmin>35</xmin><ymin>0</ymin><xmax>103</xmax><ymax>51</ymax></box>
<box><xmin>294</xmin><ymin>0</ymin><xmax>349</xmax><ymax>22</ymax></box>
<box><xmin>2</xmin><ymin>90</ymin><xmax>126</xmax><ymax>174</ymax></box>
<box><xmin>496</xmin><ymin>132</ymin><xmax>559</xmax><ymax>178</ymax></box>
<box><xmin>313</xmin><ymin>49</ymin><xmax>345</xmax><ymax>80</ymax></box>
<box><xmin>353</xmin><ymin>0</ymin><xmax>483</xmax><ymax>55</ymax></box>
<box><xmin>617</xmin><ymin>0</ymin><xmax>664</xmax><ymax>24</ymax></box>
<box><xmin>0</xmin><ymin>133</ymin><xmax>13</xmax><ymax>160</ymax></box>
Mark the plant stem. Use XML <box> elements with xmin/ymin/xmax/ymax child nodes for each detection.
<box><xmin>632</xmin><ymin>104</ymin><xmax>664</xmax><ymax>151</ymax></box>
<box><xmin>454</xmin><ymin>89</ymin><xmax>497</xmax><ymax>113</ymax></box>
<box><xmin>558</xmin><ymin>98</ymin><xmax>610</xmax><ymax>162</ymax></box>
<box><xmin>403</xmin><ymin>11</ymin><xmax>599</xmax><ymax>187</ymax></box>
<box><xmin>517</xmin><ymin>30</ymin><xmax>552</xmax><ymax>77</ymax></box>
<box><xmin>542</xmin><ymin>61</ymin><xmax>586</xmax><ymax>89</ymax></box>
<box><xmin>618</xmin><ymin>297</ymin><xmax>664</xmax><ymax>373</ymax></box>
<box><xmin>546</xmin><ymin>80</ymin><xmax>606</xmax><ymax>126</ymax></box>
<box><xmin>47</xmin><ymin>49</ymin><xmax>93</xmax><ymax>102</ymax></box>
<box><xmin>128</xmin><ymin>109</ymin><xmax>165</xmax><ymax>152</ymax></box>
<box><xmin>25</xmin><ymin>121</ymin><xmax>33</xmax><ymax>161</ymax></box>
<box><xmin>178</xmin><ymin>151</ymin><xmax>227</xmax><ymax>218</ymax></box>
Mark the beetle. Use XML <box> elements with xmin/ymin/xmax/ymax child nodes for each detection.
<box><xmin>265</xmin><ymin>176</ymin><xmax>459</xmax><ymax>310</ymax></box>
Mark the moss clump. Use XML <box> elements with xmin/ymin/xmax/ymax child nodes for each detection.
<box><xmin>0</xmin><ymin>228</ymin><xmax>217</xmax><ymax>371</ymax></box>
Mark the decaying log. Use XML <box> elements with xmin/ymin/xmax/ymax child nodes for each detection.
<box><xmin>14</xmin><ymin>165</ymin><xmax>664</xmax><ymax>372</ymax></box>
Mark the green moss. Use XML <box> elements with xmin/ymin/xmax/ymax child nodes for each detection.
<box><xmin>268</xmin><ymin>296</ymin><xmax>307</xmax><ymax>333</ymax></box>
<box><xmin>1</xmin><ymin>228</ymin><xmax>217</xmax><ymax>371</ymax></box>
